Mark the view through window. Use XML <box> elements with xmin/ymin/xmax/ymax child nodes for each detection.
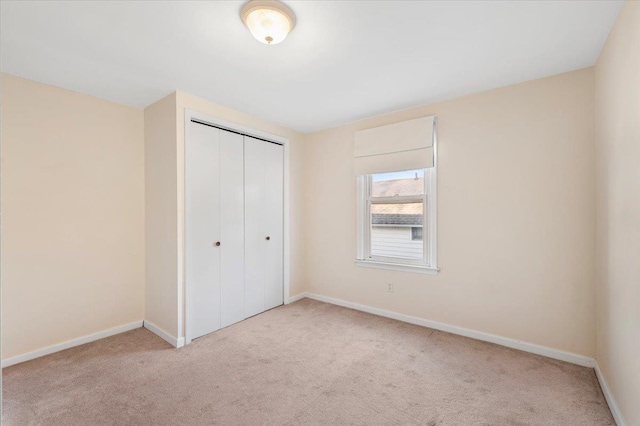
<box><xmin>369</xmin><ymin>169</ymin><xmax>426</xmax><ymax>262</ymax></box>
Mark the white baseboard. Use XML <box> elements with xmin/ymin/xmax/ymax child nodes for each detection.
<box><xmin>143</xmin><ymin>320</ymin><xmax>184</xmax><ymax>348</ymax></box>
<box><xmin>300</xmin><ymin>292</ymin><xmax>597</xmax><ymax>368</ymax></box>
<box><xmin>595</xmin><ymin>363</ymin><xmax>627</xmax><ymax>426</ymax></box>
<box><xmin>1</xmin><ymin>320</ymin><xmax>143</xmax><ymax>368</ymax></box>
<box><xmin>301</xmin><ymin>292</ymin><xmax>627</xmax><ymax>423</ymax></box>
<box><xmin>286</xmin><ymin>292</ymin><xmax>307</xmax><ymax>304</ymax></box>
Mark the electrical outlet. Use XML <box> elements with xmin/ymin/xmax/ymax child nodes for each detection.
<box><xmin>387</xmin><ymin>283</ymin><xmax>394</xmax><ymax>293</ymax></box>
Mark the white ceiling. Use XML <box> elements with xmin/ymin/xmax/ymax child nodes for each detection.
<box><xmin>1</xmin><ymin>1</ymin><xmax>622</xmax><ymax>133</ymax></box>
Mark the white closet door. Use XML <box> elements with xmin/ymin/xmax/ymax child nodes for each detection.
<box><xmin>219</xmin><ymin>130</ymin><xmax>245</xmax><ymax>328</ymax></box>
<box><xmin>186</xmin><ymin>121</ymin><xmax>222</xmax><ymax>339</ymax></box>
<box><xmin>264</xmin><ymin>142</ymin><xmax>284</xmax><ymax>310</ymax></box>
<box><xmin>244</xmin><ymin>136</ymin><xmax>284</xmax><ymax>317</ymax></box>
<box><xmin>244</xmin><ymin>136</ymin><xmax>266</xmax><ymax>318</ymax></box>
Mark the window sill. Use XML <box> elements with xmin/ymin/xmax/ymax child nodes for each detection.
<box><xmin>355</xmin><ymin>260</ymin><xmax>439</xmax><ymax>275</ymax></box>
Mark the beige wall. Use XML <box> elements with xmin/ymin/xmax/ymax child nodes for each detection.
<box><xmin>1</xmin><ymin>74</ymin><xmax>145</xmax><ymax>359</ymax></box>
<box><xmin>594</xmin><ymin>2</ymin><xmax>640</xmax><ymax>425</ymax></box>
<box><xmin>144</xmin><ymin>93</ymin><xmax>179</xmax><ymax>337</ymax></box>
<box><xmin>303</xmin><ymin>68</ymin><xmax>596</xmax><ymax>357</ymax></box>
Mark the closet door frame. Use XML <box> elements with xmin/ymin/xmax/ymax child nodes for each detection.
<box><xmin>183</xmin><ymin>109</ymin><xmax>291</xmax><ymax>346</ymax></box>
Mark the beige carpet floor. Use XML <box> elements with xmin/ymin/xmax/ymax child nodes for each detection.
<box><xmin>3</xmin><ymin>299</ymin><xmax>614</xmax><ymax>425</ymax></box>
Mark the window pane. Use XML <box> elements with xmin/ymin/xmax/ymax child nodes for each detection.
<box><xmin>411</xmin><ymin>227</ymin><xmax>423</xmax><ymax>241</ymax></box>
<box><xmin>371</xmin><ymin>203</ymin><xmax>424</xmax><ymax>260</ymax></box>
<box><xmin>371</xmin><ymin>169</ymin><xmax>425</xmax><ymax>197</ymax></box>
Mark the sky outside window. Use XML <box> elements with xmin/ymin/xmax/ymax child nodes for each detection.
<box><xmin>372</xmin><ymin>169</ymin><xmax>424</xmax><ymax>182</ymax></box>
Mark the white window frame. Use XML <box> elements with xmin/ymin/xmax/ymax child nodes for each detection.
<box><xmin>355</xmin><ymin>125</ymin><xmax>438</xmax><ymax>275</ymax></box>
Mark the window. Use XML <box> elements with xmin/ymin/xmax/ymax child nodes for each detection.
<box><xmin>356</xmin><ymin>168</ymin><xmax>438</xmax><ymax>274</ymax></box>
<box><xmin>411</xmin><ymin>227</ymin><xmax>423</xmax><ymax>241</ymax></box>
<box><xmin>353</xmin><ymin>115</ymin><xmax>437</xmax><ymax>274</ymax></box>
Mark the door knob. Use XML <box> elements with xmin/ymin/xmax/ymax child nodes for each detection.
<box><xmin>215</xmin><ymin>241</ymin><xmax>221</xmax><ymax>247</ymax></box>
<box><xmin>266</xmin><ymin>236</ymin><xmax>271</xmax><ymax>241</ymax></box>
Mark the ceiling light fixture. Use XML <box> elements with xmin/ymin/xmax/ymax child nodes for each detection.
<box><xmin>241</xmin><ymin>0</ymin><xmax>296</xmax><ymax>45</ymax></box>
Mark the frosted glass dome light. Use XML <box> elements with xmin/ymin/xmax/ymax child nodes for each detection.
<box><xmin>241</xmin><ymin>0</ymin><xmax>296</xmax><ymax>45</ymax></box>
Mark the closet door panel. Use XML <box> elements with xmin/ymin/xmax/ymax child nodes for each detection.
<box><xmin>244</xmin><ymin>136</ymin><xmax>266</xmax><ymax>318</ymax></box>
<box><xmin>219</xmin><ymin>130</ymin><xmax>245</xmax><ymax>328</ymax></box>
<box><xmin>264</xmin><ymin>143</ymin><xmax>284</xmax><ymax>310</ymax></box>
<box><xmin>186</xmin><ymin>122</ymin><xmax>221</xmax><ymax>339</ymax></box>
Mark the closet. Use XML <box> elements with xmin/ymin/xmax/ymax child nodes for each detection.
<box><xmin>244</xmin><ymin>136</ymin><xmax>284</xmax><ymax>317</ymax></box>
<box><xmin>186</xmin><ymin>120</ymin><xmax>284</xmax><ymax>341</ymax></box>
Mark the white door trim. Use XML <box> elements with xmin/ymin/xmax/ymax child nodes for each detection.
<box><xmin>183</xmin><ymin>109</ymin><xmax>290</xmax><ymax>345</ymax></box>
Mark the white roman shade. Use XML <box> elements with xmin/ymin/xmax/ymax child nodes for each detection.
<box><xmin>354</xmin><ymin>116</ymin><xmax>435</xmax><ymax>175</ymax></box>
